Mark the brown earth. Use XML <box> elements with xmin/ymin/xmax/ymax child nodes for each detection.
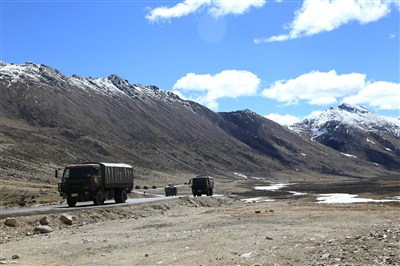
<box><xmin>1</xmin><ymin>177</ymin><xmax>399</xmax><ymax>266</ymax></box>
<box><xmin>0</xmin><ymin>179</ymin><xmax>60</xmax><ymax>208</ymax></box>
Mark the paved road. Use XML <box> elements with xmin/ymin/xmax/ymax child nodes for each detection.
<box><xmin>0</xmin><ymin>196</ymin><xmax>179</xmax><ymax>219</ymax></box>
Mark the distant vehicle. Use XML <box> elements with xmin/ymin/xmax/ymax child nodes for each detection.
<box><xmin>190</xmin><ymin>176</ymin><xmax>214</xmax><ymax>197</ymax></box>
<box><xmin>165</xmin><ymin>184</ymin><xmax>177</xmax><ymax>196</ymax></box>
<box><xmin>57</xmin><ymin>162</ymin><xmax>134</xmax><ymax>207</ymax></box>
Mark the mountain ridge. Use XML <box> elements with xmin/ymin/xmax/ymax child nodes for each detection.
<box><xmin>290</xmin><ymin>103</ymin><xmax>400</xmax><ymax>170</ymax></box>
<box><xmin>1</xmin><ymin>61</ymin><xmax>398</xmax><ymax>182</ymax></box>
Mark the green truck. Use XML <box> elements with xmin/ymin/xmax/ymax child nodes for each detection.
<box><xmin>190</xmin><ymin>175</ymin><xmax>214</xmax><ymax>197</ymax></box>
<box><xmin>57</xmin><ymin>162</ymin><xmax>134</xmax><ymax>207</ymax></box>
<box><xmin>164</xmin><ymin>184</ymin><xmax>177</xmax><ymax>196</ymax></box>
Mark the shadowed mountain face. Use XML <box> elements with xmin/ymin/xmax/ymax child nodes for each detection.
<box><xmin>291</xmin><ymin>104</ymin><xmax>400</xmax><ymax>171</ymax></box>
<box><xmin>0</xmin><ymin>62</ymin><xmax>397</xmax><ymax>181</ymax></box>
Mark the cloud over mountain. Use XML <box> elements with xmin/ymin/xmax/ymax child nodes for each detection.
<box><xmin>264</xmin><ymin>113</ymin><xmax>301</xmax><ymax>126</ymax></box>
<box><xmin>343</xmin><ymin>81</ymin><xmax>400</xmax><ymax>110</ymax></box>
<box><xmin>173</xmin><ymin>70</ymin><xmax>260</xmax><ymax>110</ymax></box>
<box><xmin>261</xmin><ymin>70</ymin><xmax>399</xmax><ymax>110</ymax></box>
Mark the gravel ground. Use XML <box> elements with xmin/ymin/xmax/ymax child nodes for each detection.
<box><xmin>1</xmin><ymin>196</ymin><xmax>399</xmax><ymax>266</ymax></box>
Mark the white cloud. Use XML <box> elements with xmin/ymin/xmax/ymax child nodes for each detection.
<box><xmin>146</xmin><ymin>0</ymin><xmax>265</xmax><ymax>23</ymax></box>
<box><xmin>262</xmin><ymin>70</ymin><xmax>400</xmax><ymax>111</ymax></box>
<box><xmin>262</xmin><ymin>70</ymin><xmax>365</xmax><ymax>106</ymax></box>
<box><xmin>383</xmin><ymin>116</ymin><xmax>400</xmax><ymax>126</ymax></box>
<box><xmin>173</xmin><ymin>70</ymin><xmax>260</xmax><ymax>110</ymax></box>
<box><xmin>256</xmin><ymin>0</ymin><xmax>397</xmax><ymax>43</ymax></box>
<box><xmin>307</xmin><ymin>110</ymin><xmax>324</xmax><ymax>118</ymax></box>
<box><xmin>343</xmin><ymin>81</ymin><xmax>400</xmax><ymax>110</ymax></box>
<box><xmin>264</xmin><ymin>113</ymin><xmax>301</xmax><ymax>126</ymax></box>
<box><xmin>170</xmin><ymin>90</ymin><xmax>187</xmax><ymax>100</ymax></box>
<box><xmin>208</xmin><ymin>0</ymin><xmax>266</xmax><ymax>17</ymax></box>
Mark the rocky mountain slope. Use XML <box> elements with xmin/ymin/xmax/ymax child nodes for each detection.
<box><xmin>290</xmin><ymin>104</ymin><xmax>400</xmax><ymax>170</ymax></box>
<box><xmin>0</xmin><ymin>62</ymin><xmax>397</xmax><ymax>182</ymax></box>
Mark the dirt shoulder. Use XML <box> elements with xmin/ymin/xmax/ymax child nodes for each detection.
<box><xmin>1</xmin><ymin>196</ymin><xmax>399</xmax><ymax>266</ymax></box>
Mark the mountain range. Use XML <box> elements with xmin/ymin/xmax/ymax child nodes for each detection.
<box><xmin>1</xmin><ymin>62</ymin><xmax>399</xmax><ymax>182</ymax></box>
<box><xmin>291</xmin><ymin>104</ymin><xmax>399</xmax><ymax>170</ymax></box>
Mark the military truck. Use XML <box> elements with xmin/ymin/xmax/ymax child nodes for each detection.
<box><xmin>57</xmin><ymin>162</ymin><xmax>134</xmax><ymax>207</ymax></box>
<box><xmin>190</xmin><ymin>175</ymin><xmax>214</xmax><ymax>197</ymax></box>
<box><xmin>164</xmin><ymin>184</ymin><xmax>177</xmax><ymax>196</ymax></box>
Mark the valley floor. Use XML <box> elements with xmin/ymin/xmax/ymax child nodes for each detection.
<box><xmin>1</xmin><ymin>192</ymin><xmax>399</xmax><ymax>265</ymax></box>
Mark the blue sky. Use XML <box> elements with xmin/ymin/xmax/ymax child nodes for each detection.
<box><xmin>2</xmin><ymin>0</ymin><xmax>399</xmax><ymax>125</ymax></box>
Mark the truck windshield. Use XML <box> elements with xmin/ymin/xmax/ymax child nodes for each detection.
<box><xmin>63</xmin><ymin>167</ymin><xmax>98</xmax><ymax>179</ymax></box>
<box><xmin>192</xmin><ymin>178</ymin><xmax>207</xmax><ymax>185</ymax></box>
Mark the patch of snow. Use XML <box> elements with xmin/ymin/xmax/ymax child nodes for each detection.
<box><xmin>316</xmin><ymin>193</ymin><xmax>400</xmax><ymax>204</ymax></box>
<box><xmin>384</xmin><ymin>116</ymin><xmax>400</xmax><ymax>126</ymax></box>
<box><xmin>241</xmin><ymin>197</ymin><xmax>275</xmax><ymax>203</ymax></box>
<box><xmin>68</xmin><ymin>75</ymin><xmax>130</xmax><ymax>98</ymax></box>
<box><xmin>249</xmin><ymin>176</ymin><xmax>263</xmax><ymax>180</ymax></box>
<box><xmin>0</xmin><ymin>62</ymin><xmax>67</xmax><ymax>87</ymax></box>
<box><xmin>366</xmin><ymin>138</ymin><xmax>375</xmax><ymax>144</ymax></box>
<box><xmin>385</xmin><ymin>148</ymin><xmax>392</xmax><ymax>151</ymax></box>
<box><xmin>289</xmin><ymin>191</ymin><xmax>307</xmax><ymax>196</ymax></box>
<box><xmin>341</xmin><ymin>152</ymin><xmax>357</xmax><ymax>158</ymax></box>
<box><xmin>310</xmin><ymin>127</ymin><xmax>327</xmax><ymax>139</ymax></box>
<box><xmin>254</xmin><ymin>183</ymin><xmax>294</xmax><ymax>191</ymax></box>
<box><xmin>233</xmin><ymin>173</ymin><xmax>248</xmax><ymax>179</ymax></box>
<box><xmin>0</xmin><ymin>62</ymin><xmax>41</xmax><ymax>84</ymax></box>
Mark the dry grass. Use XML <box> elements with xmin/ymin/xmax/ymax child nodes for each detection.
<box><xmin>0</xmin><ymin>179</ymin><xmax>60</xmax><ymax>207</ymax></box>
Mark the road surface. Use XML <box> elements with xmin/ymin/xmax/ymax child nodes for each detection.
<box><xmin>0</xmin><ymin>196</ymin><xmax>179</xmax><ymax>219</ymax></box>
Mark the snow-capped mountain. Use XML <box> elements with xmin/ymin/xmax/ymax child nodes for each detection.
<box><xmin>291</xmin><ymin>104</ymin><xmax>400</xmax><ymax>170</ymax></box>
<box><xmin>292</xmin><ymin>103</ymin><xmax>399</xmax><ymax>138</ymax></box>
<box><xmin>0</xmin><ymin>62</ymin><xmax>195</xmax><ymax>111</ymax></box>
<box><xmin>2</xmin><ymin>62</ymin><xmax>245</xmax><ymax>179</ymax></box>
<box><xmin>1</xmin><ymin>62</ymin><xmax>398</xmax><ymax>181</ymax></box>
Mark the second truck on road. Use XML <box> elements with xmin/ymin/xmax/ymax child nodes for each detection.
<box><xmin>190</xmin><ymin>175</ymin><xmax>214</xmax><ymax>197</ymax></box>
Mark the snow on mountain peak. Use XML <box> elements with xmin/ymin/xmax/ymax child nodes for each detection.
<box><xmin>338</xmin><ymin>103</ymin><xmax>369</xmax><ymax>114</ymax></box>
<box><xmin>0</xmin><ymin>61</ymin><xmax>66</xmax><ymax>86</ymax></box>
<box><xmin>1</xmin><ymin>61</ymin><xmax>196</xmax><ymax>112</ymax></box>
<box><xmin>107</xmin><ymin>74</ymin><xmax>131</xmax><ymax>88</ymax></box>
<box><xmin>292</xmin><ymin>104</ymin><xmax>399</xmax><ymax>138</ymax></box>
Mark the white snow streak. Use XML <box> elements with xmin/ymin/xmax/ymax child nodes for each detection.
<box><xmin>317</xmin><ymin>193</ymin><xmax>400</xmax><ymax>204</ymax></box>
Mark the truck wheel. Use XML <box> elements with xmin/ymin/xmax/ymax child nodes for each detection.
<box><xmin>67</xmin><ymin>196</ymin><xmax>77</xmax><ymax>207</ymax></box>
<box><xmin>121</xmin><ymin>189</ymin><xmax>127</xmax><ymax>203</ymax></box>
<box><xmin>93</xmin><ymin>191</ymin><xmax>104</xmax><ymax>205</ymax></box>
<box><xmin>115</xmin><ymin>189</ymin><xmax>127</xmax><ymax>203</ymax></box>
<box><xmin>114</xmin><ymin>189</ymin><xmax>121</xmax><ymax>203</ymax></box>
<box><xmin>209</xmin><ymin>189</ymin><xmax>213</xmax><ymax>196</ymax></box>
